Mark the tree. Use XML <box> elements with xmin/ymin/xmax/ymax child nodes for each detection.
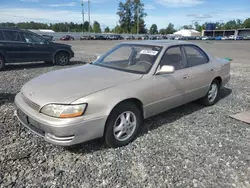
<box><xmin>243</xmin><ymin>18</ymin><xmax>250</xmax><ymax>28</ymax></box>
<box><xmin>149</xmin><ymin>24</ymin><xmax>158</xmax><ymax>34</ymax></box>
<box><xmin>165</xmin><ymin>23</ymin><xmax>175</xmax><ymax>34</ymax></box>
<box><xmin>117</xmin><ymin>0</ymin><xmax>147</xmax><ymax>33</ymax></box>
<box><xmin>159</xmin><ymin>28</ymin><xmax>166</xmax><ymax>35</ymax></box>
<box><xmin>224</xmin><ymin>20</ymin><xmax>238</xmax><ymax>29</ymax></box>
<box><xmin>104</xmin><ymin>26</ymin><xmax>110</xmax><ymax>33</ymax></box>
<box><xmin>181</xmin><ymin>25</ymin><xmax>192</xmax><ymax>29</ymax></box>
<box><xmin>93</xmin><ymin>21</ymin><xmax>101</xmax><ymax>33</ymax></box>
<box><xmin>112</xmin><ymin>25</ymin><xmax>123</xmax><ymax>33</ymax></box>
<box><xmin>194</xmin><ymin>21</ymin><xmax>203</xmax><ymax>32</ymax></box>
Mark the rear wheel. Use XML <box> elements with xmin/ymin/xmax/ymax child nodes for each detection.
<box><xmin>104</xmin><ymin>102</ymin><xmax>142</xmax><ymax>148</ymax></box>
<box><xmin>54</xmin><ymin>52</ymin><xmax>69</xmax><ymax>66</ymax></box>
<box><xmin>0</xmin><ymin>55</ymin><xmax>6</xmax><ymax>71</ymax></box>
<box><xmin>200</xmin><ymin>80</ymin><xmax>220</xmax><ymax>106</ymax></box>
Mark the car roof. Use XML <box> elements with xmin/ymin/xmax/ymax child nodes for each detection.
<box><xmin>121</xmin><ymin>40</ymin><xmax>194</xmax><ymax>47</ymax></box>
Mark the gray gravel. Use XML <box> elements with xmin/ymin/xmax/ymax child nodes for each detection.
<box><xmin>1</xmin><ymin>41</ymin><xmax>250</xmax><ymax>188</ymax></box>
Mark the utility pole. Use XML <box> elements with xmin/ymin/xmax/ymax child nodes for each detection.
<box><xmin>137</xmin><ymin>6</ymin><xmax>139</xmax><ymax>36</ymax></box>
<box><xmin>88</xmin><ymin>0</ymin><xmax>91</xmax><ymax>33</ymax></box>
<box><xmin>81</xmin><ymin>0</ymin><xmax>84</xmax><ymax>35</ymax></box>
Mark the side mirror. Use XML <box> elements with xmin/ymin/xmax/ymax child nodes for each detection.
<box><xmin>155</xmin><ymin>65</ymin><xmax>175</xmax><ymax>75</ymax></box>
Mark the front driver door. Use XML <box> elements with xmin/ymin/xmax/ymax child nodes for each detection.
<box><xmin>147</xmin><ymin>46</ymin><xmax>192</xmax><ymax>117</ymax></box>
<box><xmin>20</xmin><ymin>32</ymin><xmax>53</xmax><ymax>62</ymax></box>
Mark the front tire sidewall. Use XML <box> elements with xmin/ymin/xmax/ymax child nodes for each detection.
<box><xmin>104</xmin><ymin>103</ymin><xmax>142</xmax><ymax>148</ymax></box>
<box><xmin>54</xmin><ymin>52</ymin><xmax>69</xmax><ymax>66</ymax></box>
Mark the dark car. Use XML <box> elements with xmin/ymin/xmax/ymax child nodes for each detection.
<box><xmin>235</xmin><ymin>36</ymin><xmax>243</xmax><ymax>40</ymax></box>
<box><xmin>0</xmin><ymin>28</ymin><xmax>74</xmax><ymax>71</ymax></box>
<box><xmin>60</xmin><ymin>35</ymin><xmax>74</xmax><ymax>41</ymax></box>
<box><xmin>41</xmin><ymin>34</ymin><xmax>54</xmax><ymax>41</ymax></box>
<box><xmin>106</xmin><ymin>34</ymin><xmax>123</xmax><ymax>40</ymax></box>
<box><xmin>93</xmin><ymin>35</ymin><xmax>106</xmax><ymax>40</ymax></box>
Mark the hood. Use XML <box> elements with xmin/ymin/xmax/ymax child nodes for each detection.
<box><xmin>21</xmin><ymin>64</ymin><xmax>142</xmax><ymax>106</ymax></box>
<box><xmin>51</xmin><ymin>42</ymin><xmax>71</xmax><ymax>48</ymax></box>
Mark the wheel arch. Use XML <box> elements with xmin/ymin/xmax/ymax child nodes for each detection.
<box><xmin>0</xmin><ymin>52</ymin><xmax>6</xmax><ymax>62</ymax></box>
<box><xmin>103</xmin><ymin>98</ymin><xmax>144</xmax><ymax>134</ymax></box>
<box><xmin>109</xmin><ymin>98</ymin><xmax>144</xmax><ymax>119</ymax></box>
<box><xmin>212</xmin><ymin>76</ymin><xmax>222</xmax><ymax>88</ymax></box>
<box><xmin>53</xmin><ymin>49</ymin><xmax>70</xmax><ymax>59</ymax></box>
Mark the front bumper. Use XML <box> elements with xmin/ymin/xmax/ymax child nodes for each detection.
<box><xmin>14</xmin><ymin>93</ymin><xmax>107</xmax><ymax>146</ymax></box>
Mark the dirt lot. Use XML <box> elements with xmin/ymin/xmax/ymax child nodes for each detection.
<box><xmin>0</xmin><ymin>40</ymin><xmax>250</xmax><ymax>188</ymax></box>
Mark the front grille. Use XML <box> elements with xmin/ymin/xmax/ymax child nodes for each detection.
<box><xmin>22</xmin><ymin>93</ymin><xmax>40</xmax><ymax>111</ymax></box>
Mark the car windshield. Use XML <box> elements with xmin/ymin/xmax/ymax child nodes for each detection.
<box><xmin>93</xmin><ymin>44</ymin><xmax>162</xmax><ymax>74</ymax></box>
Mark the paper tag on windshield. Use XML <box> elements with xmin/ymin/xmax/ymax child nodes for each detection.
<box><xmin>140</xmin><ymin>50</ymin><xmax>158</xmax><ymax>56</ymax></box>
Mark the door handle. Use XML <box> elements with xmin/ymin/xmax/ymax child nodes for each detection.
<box><xmin>183</xmin><ymin>75</ymin><xmax>189</xmax><ymax>79</ymax></box>
<box><xmin>210</xmin><ymin>68</ymin><xmax>214</xmax><ymax>71</ymax></box>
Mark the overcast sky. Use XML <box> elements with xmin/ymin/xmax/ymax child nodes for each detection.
<box><xmin>0</xmin><ymin>0</ymin><xmax>250</xmax><ymax>29</ymax></box>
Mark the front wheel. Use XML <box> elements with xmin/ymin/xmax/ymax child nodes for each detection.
<box><xmin>200</xmin><ymin>80</ymin><xmax>220</xmax><ymax>106</ymax></box>
<box><xmin>104</xmin><ymin>102</ymin><xmax>142</xmax><ymax>148</ymax></box>
<box><xmin>54</xmin><ymin>52</ymin><xmax>70</xmax><ymax>66</ymax></box>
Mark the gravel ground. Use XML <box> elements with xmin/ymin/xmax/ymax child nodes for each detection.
<box><xmin>1</xmin><ymin>41</ymin><xmax>250</xmax><ymax>188</ymax></box>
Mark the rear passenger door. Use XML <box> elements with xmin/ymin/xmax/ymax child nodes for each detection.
<box><xmin>2</xmin><ymin>30</ymin><xmax>32</xmax><ymax>63</ymax></box>
<box><xmin>183</xmin><ymin>45</ymin><xmax>216</xmax><ymax>100</ymax></box>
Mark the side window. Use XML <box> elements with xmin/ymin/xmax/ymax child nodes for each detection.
<box><xmin>20</xmin><ymin>32</ymin><xmax>45</xmax><ymax>44</ymax></box>
<box><xmin>160</xmin><ymin>46</ymin><xmax>187</xmax><ymax>70</ymax></box>
<box><xmin>184</xmin><ymin>46</ymin><xmax>209</xmax><ymax>67</ymax></box>
<box><xmin>2</xmin><ymin>30</ymin><xmax>22</xmax><ymax>42</ymax></box>
<box><xmin>0</xmin><ymin>30</ymin><xmax>4</xmax><ymax>40</ymax></box>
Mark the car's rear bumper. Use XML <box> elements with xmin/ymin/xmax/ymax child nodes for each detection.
<box><xmin>14</xmin><ymin>93</ymin><xmax>107</xmax><ymax>146</ymax></box>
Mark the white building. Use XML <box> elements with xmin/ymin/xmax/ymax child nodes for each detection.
<box><xmin>174</xmin><ymin>29</ymin><xmax>201</xmax><ymax>37</ymax></box>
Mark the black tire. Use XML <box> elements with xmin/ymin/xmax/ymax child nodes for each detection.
<box><xmin>54</xmin><ymin>52</ymin><xmax>70</xmax><ymax>66</ymax></box>
<box><xmin>200</xmin><ymin>79</ymin><xmax>220</xmax><ymax>106</ymax></box>
<box><xmin>0</xmin><ymin>55</ymin><xmax>6</xmax><ymax>71</ymax></box>
<box><xmin>104</xmin><ymin>102</ymin><xmax>142</xmax><ymax>148</ymax></box>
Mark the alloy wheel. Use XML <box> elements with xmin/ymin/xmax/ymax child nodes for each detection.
<box><xmin>208</xmin><ymin>83</ymin><xmax>218</xmax><ymax>103</ymax></box>
<box><xmin>113</xmin><ymin>111</ymin><xmax>137</xmax><ymax>142</ymax></box>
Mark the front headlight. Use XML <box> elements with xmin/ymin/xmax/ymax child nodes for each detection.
<box><xmin>40</xmin><ymin>104</ymin><xmax>87</xmax><ymax>118</ymax></box>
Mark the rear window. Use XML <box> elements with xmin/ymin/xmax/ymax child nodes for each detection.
<box><xmin>0</xmin><ymin>30</ymin><xmax>4</xmax><ymax>40</ymax></box>
<box><xmin>2</xmin><ymin>30</ymin><xmax>22</xmax><ymax>42</ymax></box>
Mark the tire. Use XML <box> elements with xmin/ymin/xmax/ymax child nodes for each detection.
<box><xmin>104</xmin><ymin>102</ymin><xmax>142</xmax><ymax>148</ymax></box>
<box><xmin>200</xmin><ymin>79</ymin><xmax>220</xmax><ymax>106</ymax></box>
<box><xmin>0</xmin><ymin>55</ymin><xmax>6</xmax><ymax>71</ymax></box>
<box><xmin>54</xmin><ymin>52</ymin><xmax>70</xmax><ymax>66</ymax></box>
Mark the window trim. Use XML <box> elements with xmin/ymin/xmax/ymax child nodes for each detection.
<box><xmin>2</xmin><ymin>29</ymin><xmax>23</xmax><ymax>42</ymax></box>
<box><xmin>20</xmin><ymin>31</ymin><xmax>47</xmax><ymax>44</ymax></box>
<box><xmin>182</xmin><ymin>44</ymin><xmax>210</xmax><ymax>68</ymax></box>
<box><xmin>155</xmin><ymin>45</ymin><xmax>188</xmax><ymax>74</ymax></box>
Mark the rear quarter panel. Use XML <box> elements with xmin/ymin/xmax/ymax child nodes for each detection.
<box><xmin>213</xmin><ymin>58</ymin><xmax>231</xmax><ymax>87</ymax></box>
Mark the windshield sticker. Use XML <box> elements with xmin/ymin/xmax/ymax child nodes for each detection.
<box><xmin>140</xmin><ymin>50</ymin><xmax>158</xmax><ymax>56</ymax></box>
